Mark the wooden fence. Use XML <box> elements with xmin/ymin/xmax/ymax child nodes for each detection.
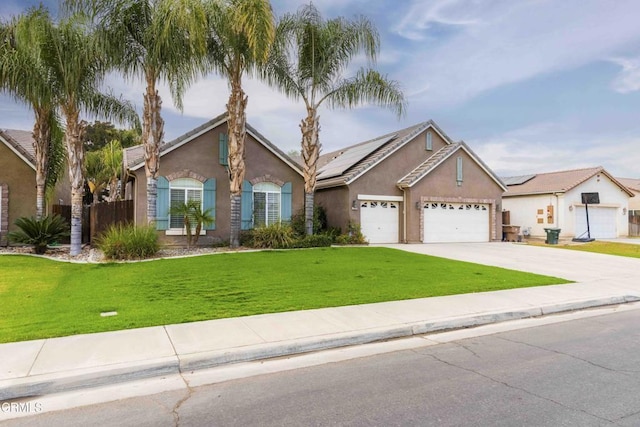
<box><xmin>52</xmin><ymin>199</ymin><xmax>133</xmax><ymax>244</ymax></box>
<box><xmin>630</xmin><ymin>210</ymin><xmax>640</xmax><ymax>237</ymax></box>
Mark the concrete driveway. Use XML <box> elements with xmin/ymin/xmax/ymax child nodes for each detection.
<box><xmin>380</xmin><ymin>242</ymin><xmax>640</xmax><ymax>293</ymax></box>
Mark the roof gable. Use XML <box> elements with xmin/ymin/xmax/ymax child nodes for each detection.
<box><xmin>0</xmin><ymin>129</ymin><xmax>36</xmax><ymax>170</ymax></box>
<box><xmin>125</xmin><ymin>113</ymin><xmax>302</xmax><ymax>175</ymax></box>
<box><xmin>616</xmin><ymin>177</ymin><xmax>640</xmax><ymax>193</ymax></box>
<box><xmin>397</xmin><ymin>142</ymin><xmax>507</xmax><ymax>191</ymax></box>
<box><xmin>316</xmin><ymin>120</ymin><xmax>455</xmax><ymax>189</ymax></box>
<box><xmin>503</xmin><ymin>167</ymin><xmax>634</xmax><ymax>197</ymax></box>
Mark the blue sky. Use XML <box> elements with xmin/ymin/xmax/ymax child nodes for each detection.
<box><xmin>2</xmin><ymin>0</ymin><xmax>640</xmax><ymax>178</ymax></box>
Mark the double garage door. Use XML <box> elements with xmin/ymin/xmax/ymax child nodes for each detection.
<box><xmin>574</xmin><ymin>206</ymin><xmax>617</xmax><ymax>239</ymax></box>
<box><xmin>423</xmin><ymin>202</ymin><xmax>490</xmax><ymax>243</ymax></box>
<box><xmin>359</xmin><ymin>199</ymin><xmax>491</xmax><ymax>244</ymax></box>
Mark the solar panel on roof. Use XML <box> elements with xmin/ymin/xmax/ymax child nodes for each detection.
<box><xmin>318</xmin><ymin>134</ymin><xmax>397</xmax><ymax>180</ymax></box>
<box><xmin>502</xmin><ymin>174</ymin><xmax>536</xmax><ymax>186</ymax></box>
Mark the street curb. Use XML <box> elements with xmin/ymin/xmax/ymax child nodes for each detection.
<box><xmin>2</xmin><ymin>295</ymin><xmax>639</xmax><ymax>401</ymax></box>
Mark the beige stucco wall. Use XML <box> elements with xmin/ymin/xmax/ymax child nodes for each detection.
<box><xmin>129</xmin><ymin>124</ymin><xmax>304</xmax><ymax>245</ymax></box>
<box><xmin>314</xmin><ymin>186</ymin><xmax>350</xmax><ymax>232</ymax></box>
<box><xmin>0</xmin><ymin>142</ymin><xmax>36</xmax><ymax>242</ymax></box>
<box><xmin>628</xmin><ymin>190</ymin><xmax>640</xmax><ymax>211</ymax></box>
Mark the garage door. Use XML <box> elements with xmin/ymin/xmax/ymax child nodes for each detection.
<box><xmin>423</xmin><ymin>202</ymin><xmax>490</xmax><ymax>243</ymax></box>
<box><xmin>575</xmin><ymin>206</ymin><xmax>617</xmax><ymax>239</ymax></box>
<box><xmin>360</xmin><ymin>201</ymin><xmax>399</xmax><ymax>243</ymax></box>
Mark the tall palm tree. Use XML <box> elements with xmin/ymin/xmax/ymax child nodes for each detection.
<box><xmin>36</xmin><ymin>17</ymin><xmax>138</xmax><ymax>256</ymax></box>
<box><xmin>0</xmin><ymin>8</ymin><xmax>64</xmax><ymax>219</ymax></box>
<box><xmin>203</xmin><ymin>0</ymin><xmax>275</xmax><ymax>248</ymax></box>
<box><xmin>65</xmin><ymin>0</ymin><xmax>209</xmax><ymax>225</ymax></box>
<box><xmin>264</xmin><ymin>4</ymin><xmax>406</xmax><ymax>235</ymax></box>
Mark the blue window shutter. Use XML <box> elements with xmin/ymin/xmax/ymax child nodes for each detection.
<box><xmin>156</xmin><ymin>176</ymin><xmax>169</xmax><ymax>230</ymax></box>
<box><xmin>241</xmin><ymin>180</ymin><xmax>253</xmax><ymax>230</ymax></box>
<box><xmin>456</xmin><ymin>156</ymin><xmax>463</xmax><ymax>185</ymax></box>
<box><xmin>426</xmin><ymin>131</ymin><xmax>433</xmax><ymax>151</ymax></box>
<box><xmin>219</xmin><ymin>133</ymin><xmax>228</xmax><ymax>165</ymax></box>
<box><xmin>203</xmin><ymin>178</ymin><xmax>216</xmax><ymax>230</ymax></box>
<box><xmin>281</xmin><ymin>182</ymin><xmax>292</xmax><ymax>222</ymax></box>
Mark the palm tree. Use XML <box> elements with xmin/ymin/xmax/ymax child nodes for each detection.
<box><xmin>36</xmin><ymin>17</ymin><xmax>138</xmax><ymax>256</ymax></box>
<box><xmin>264</xmin><ymin>4</ymin><xmax>406</xmax><ymax>235</ymax></box>
<box><xmin>203</xmin><ymin>0</ymin><xmax>275</xmax><ymax>248</ymax></box>
<box><xmin>0</xmin><ymin>8</ymin><xmax>65</xmax><ymax>219</ymax></box>
<box><xmin>65</xmin><ymin>0</ymin><xmax>209</xmax><ymax>225</ymax></box>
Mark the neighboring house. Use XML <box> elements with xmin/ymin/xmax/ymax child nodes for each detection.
<box><xmin>502</xmin><ymin>167</ymin><xmax>633</xmax><ymax>239</ymax></box>
<box><xmin>314</xmin><ymin>121</ymin><xmax>507</xmax><ymax>243</ymax></box>
<box><xmin>124</xmin><ymin>113</ymin><xmax>304</xmax><ymax>245</ymax></box>
<box><xmin>0</xmin><ymin>129</ymin><xmax>69</xmax><ymax>245</ymax></box>
<box><xmin>616</xmin><ymin>178</ymin><xmax>640</xmax><ymax>212</ymax></box>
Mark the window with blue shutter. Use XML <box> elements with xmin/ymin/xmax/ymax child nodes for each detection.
<box><xmin>426</xmin><ymin>131</ymin><xmax>433</xmax><ymax>151</ymax></box>
<box><xmin>241</xmin><ymin>180</ymin><xmax>253</xmax><ymax>230</ymax></box>
<box><xmin>456</xmin><ymin>156</ymin><xmax>463</xmax><ymax>186</ymax></box>
<box><xmin>219</xmin><ymin>133</ymin><xmax>228</xmax><ymax>165</ymax></box>
<box><xmin>281</xmin><ymin>182</ymin><xmax>292</xmax><ymax>222</ymax></box>
<box><xmin>156</xmin><ymin>176</ymin><xmax>170</xmax><ymax>230</ymax></box>
<box><xmin>203</xmin><ymin>178</ymin><xmax>216</xmax><ymax>230</ymax></box>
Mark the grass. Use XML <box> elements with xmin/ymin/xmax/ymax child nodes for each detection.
<box><xmin>538</xmin><ymin>240</ymin><xmax>640</xmax><ymax>258</ymax></box>
<box><xmin>0</xmin><ymin>247</ymin><xmax>570</xmax><ymax>343</ymax></box>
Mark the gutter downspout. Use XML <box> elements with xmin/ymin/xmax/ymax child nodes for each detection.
<box><xmin>402</xmin><ymin>188</ymin><xmax>408</xmax><ymax>243</ymax></box>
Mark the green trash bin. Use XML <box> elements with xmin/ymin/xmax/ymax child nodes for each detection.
<box><xmin>544</xmin><ymin>228</ymin><xmax>561</xmax><ymax>244</ymax></box>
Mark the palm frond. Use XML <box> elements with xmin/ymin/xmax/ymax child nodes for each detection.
<box><xmin>322</xmin><ymin>68</ymin><xmax>406</xmax><ymax>118</ymax></box>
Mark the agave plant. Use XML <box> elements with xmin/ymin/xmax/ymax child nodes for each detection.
<box><xmin>8</xmin><ymin>214</ymin><xmax>70</xmax><ymax>254</ymax></box>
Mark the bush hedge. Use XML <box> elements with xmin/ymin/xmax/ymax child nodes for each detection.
<box><xmin>97</xmin><ymin>223</ymin><xmax>159</xmax><ymax>260</ymax></box>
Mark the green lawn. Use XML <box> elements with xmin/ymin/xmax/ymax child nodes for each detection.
<box><xmin>0</xmin><ymin>247</ymin><xmax>570</xmax><ymax>343</ymax></box>
<box><xmin>543</xmin><ymin>241</ymin><xmax>640</xmax><ymax>258</ymax></box>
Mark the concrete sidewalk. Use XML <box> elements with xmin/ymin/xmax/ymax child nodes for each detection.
<box><xmin>2</xmin><ymin>243</ymin><xmax>639</xmax><ymax>402</ymax></box>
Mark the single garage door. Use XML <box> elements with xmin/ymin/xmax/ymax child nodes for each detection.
<box><xmin>575</xmin><ymin>206</ymin><xmax>617</xmax><ymax>239</ymax></box>
<box><xmin>360</xmin><ymin>200</ymin><xmax>399</xmax><ymax>243</ymax></box>
<box><xmin>423</xmin><ymin>202</ymin><xmax>490</xmax><ymax>243</ymax></box>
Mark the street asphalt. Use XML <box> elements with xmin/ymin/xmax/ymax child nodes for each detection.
<box><xmin>1</xmin><ymin>240</ymin><xmax>639</xmax><ymax>412</ymax></box>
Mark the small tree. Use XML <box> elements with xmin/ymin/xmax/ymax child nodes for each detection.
<box><xmin>169</xmin><ymin>200</ymin><xmax>214</xmax><ymax>248</ymax></box>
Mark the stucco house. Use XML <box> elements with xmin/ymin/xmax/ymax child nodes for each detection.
<box><xmin>314</xmin><ymin>121</ymin><xmax>507</xmax><ymax>244</ymax></box>
<box><xmin>124</xmin><ymin>113</ymin><xmax>304</xmax><ymax>245</ymax></box>
<box><xmin>502</xmin><ymin>167</ymin><xmax>633</xmax><ymax>240</ymax></box>
<box><xmin>0</xmin><ymin>129</ymin><xmax>70</xmax><ymax>245</ymax></box>
<box><xmin>616</xmin><ymin>178</ymin><xmax>640</xmax><ymax>212</ymax></box>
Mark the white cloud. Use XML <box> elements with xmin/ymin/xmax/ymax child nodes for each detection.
<box><xmin>610</xmin><ymin>57</ymin><xmax>640</xmax><ymax>93</ymax></box>
<box><xmin>471</xmin><ymin>121</ymin><xmax>640</xmax><ymax>178</ymax></box>
<box><xmin>397</xmin><ymin>0</ymin><xmax>640</xmax><ymax>107</ymax></box>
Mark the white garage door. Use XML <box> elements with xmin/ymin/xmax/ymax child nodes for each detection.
<box><xmin>575</xmin><ymin>206</ymin><xmax>617</xmax><ymax>239</ymax></box>
<box><xmin>423</xmin><ymin>202</ymin><xmax>490</xmax><ymax>243</ymax></box>
<box><xmin>360</xmin><ymin>201</ymin><xmax>399</xmax><ymax>243</ymax></box>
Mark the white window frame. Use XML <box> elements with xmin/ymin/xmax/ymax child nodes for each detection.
<box><xmin>253</xmin><ymin>182</ymin><xmax>281</xmax><ymax>227</ymax></box>
<box><xmin>166</xmin><ymin>178</ymin><xmax>205</xmax><ymax>236</ymax></box>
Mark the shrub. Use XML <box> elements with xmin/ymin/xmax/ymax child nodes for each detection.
<box><xmin>289</xmin><ymin>234</ymin><xmax>334</xmax><ymax>248</ymax></box>
<box><xmin>97</xmin><ymin>223</ymin><xmax>159</xmax><ymax>260</ymax></box>
<box><xmin>335</xmin><ymin>221</ymin><xmax>368</xmax><ymax>245</ymax></box>
<box><xmin>291</xmin><ymin>205</ymin><xmax>328</xmax><ymax>237</ymax></box>
<box><xmin>250</xmin><ymin>223</ymin><xmax>296</xmax><ymax>249</ymax></box>
<box><xmin>8</xmin><ymin>215</ymin><xmax>70</xmax><ymax>254</ymax></box>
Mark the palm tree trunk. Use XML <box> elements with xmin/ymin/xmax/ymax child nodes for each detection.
<box><xmin>301</xmin><ymin>108</ymin><xmax>320</xmax><ymax>235</ymax></box>
<box><xmin>227</xmin><ymin>77</ymin><xmax>248</xmax><ymax>248</ymax></box>
<box><xmin>33</xmin><ymin>110</ymin><xmax>51</xmax><ymax>220</ymax></box>
<box><xmin>64</xmin><ymin>111</ymin><xmax>86</xmax><ymax>257</ymax></box>
<box><xmin>143</xmin><ymin>73</ymin><xmax>164</xmax><ymax>224</ymax></box>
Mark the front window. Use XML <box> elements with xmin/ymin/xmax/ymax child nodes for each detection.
<box><xmin>170</xmin><ymin>178</ymin><xmax>202</xmax><ymax>229</ymax></box>
<box><xmin>253</xmin><ymin>182</ymin><xmax>281</xmax><ymax>226</ymax></box>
